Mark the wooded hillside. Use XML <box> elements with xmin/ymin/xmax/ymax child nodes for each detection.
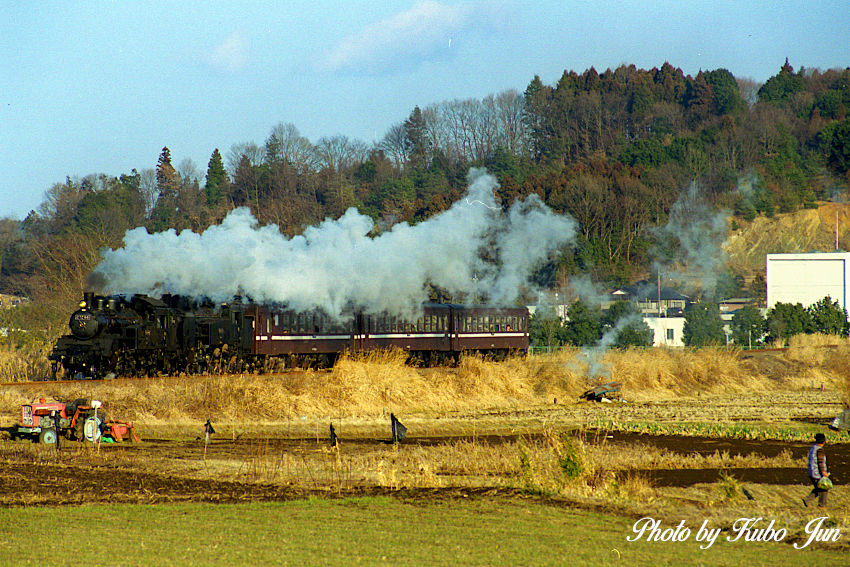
<box><xmin>2</xmin><ymin>60</ymin><xmax>849</xmax><ymax>316</ymax></box>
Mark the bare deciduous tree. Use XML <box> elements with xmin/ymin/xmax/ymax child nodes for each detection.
<box><xmin>314</xmin><ymin>135</ymin><xmax>368</xmax><ymax>172</ymax></box>
<box><xmin>226</xmin><ymin>142</ymin><xmax>264</xmax><ymax>175</ymax></box>
<box><xmin>265</xmin><ymin>122</ymin><xmax>317</xmax><ymax>174</ymax></box>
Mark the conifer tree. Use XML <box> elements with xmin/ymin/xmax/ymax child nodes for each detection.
<box><xmin>204</xmin><ymin>148</ymin><xmax>229</xmax><ymax>206</ymax></box>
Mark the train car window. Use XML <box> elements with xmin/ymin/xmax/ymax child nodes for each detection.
<box><xmin>266</xmin><ymin>319</ymin><xmax>270</xmax><ymax>334</ymax></box>
<box><xmin>465</xmin><ymin>316</ymin><xmax>471</xmax><ymax>333</ymax></box>
<box><xmin>477</xmin><ymin>316</ymin><xmax>483</xmax><ymax>332</ymax></box>
<box><xmin>483</xmin><ymin>316</ymin><xmax>490</xmax><ymax>332</ymax></box>
<box><xmin>327</xmin><ymin>316</ymin><xmax>347</xmax><ymax>334</ymax></box>
<box><xmin>274</xmin><ymin>314</ymin><xmax>279</xmax><ymax>327</ymax></box>
<box><xmin>417</xmin><ymin>317</ymin><xmax>424</xmax><ymax>332</ymax></box>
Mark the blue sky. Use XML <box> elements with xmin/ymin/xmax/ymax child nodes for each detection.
<box><xmin>2</xmin><ymin>1</ymin><xmax>848</xmax><ymax>219</ymax></box>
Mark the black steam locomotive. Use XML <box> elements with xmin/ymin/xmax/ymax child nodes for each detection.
<box><xmin>49</xmin><ymin>292</ymin><xmax>529</xmax><ymax>379</ymax></box>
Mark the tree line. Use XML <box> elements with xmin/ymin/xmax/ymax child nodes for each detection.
<box><xmin>530</xmin><ymin>295</ymin><xmax>849</xmax><ymax>350</ymax></box>
<box><xmin>1</xmin><ymin>60</ymin><xmax>849</xmax><ymax>321</ymax></box>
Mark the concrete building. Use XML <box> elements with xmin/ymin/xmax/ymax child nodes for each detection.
<box><xmin>643</xmin><ymin>315</ymin><xmax>686</xmax><ymax>347</ymax></box>
<box><xmin>766</xmin><ymin>252</ymin><xmax>850</xmax><ymax>316</ymax></box>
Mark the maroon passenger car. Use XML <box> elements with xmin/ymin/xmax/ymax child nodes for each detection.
<box><xmin>248</xmin><ymin>303</ymin><xmax>528</xmax><ymax>366</ymax></box>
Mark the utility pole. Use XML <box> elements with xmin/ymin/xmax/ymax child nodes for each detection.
<box><xmin>657</xmin><ymin>272</ymin><xmax>662</xmax><ymax>318</ymax></box>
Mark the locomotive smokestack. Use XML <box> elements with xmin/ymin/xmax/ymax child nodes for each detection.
<box><xmin>83</xmin><ymin>291</ymin><xmax>95</xmax><ymax>309</ymax></box>
<box><xmin>86</xmin><ymin>270</ymin><xmax>107</xmax><ymax>293</ymax></box>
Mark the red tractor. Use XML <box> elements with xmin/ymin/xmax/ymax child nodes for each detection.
<box><xmin>10</xmin><ymin>398</ymin><xmax>139</xmax><ymax>444</ymax></box>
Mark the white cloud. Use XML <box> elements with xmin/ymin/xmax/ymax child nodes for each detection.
<box><xmin>207</xmin><ymin>31</ymin><xmax>249</xmax><ymax>73</ymax></box>
<box><xmin>318</xmin><ymin>1</ymin><xmax>475</xmax><ymax>74</ymax></box>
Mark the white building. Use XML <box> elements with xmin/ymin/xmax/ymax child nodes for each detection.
<box><xmin>766</xmin><ymin>252</ymin><xmax>850</xmax><ymax>316</ymax></box>
<box><xmin>643</xmin><ymin>316</ymin><xmax>686</xmax><ymax>347</ymax></box>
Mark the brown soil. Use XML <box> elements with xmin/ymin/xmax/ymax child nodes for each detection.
<box><xmin>3</xmin><ymin>429</ymin><xmax>846</xmax><ymax>506</ymax></box>
<box><xmin>608</xmin><ymin>432</ymin><xmax>850</xmax><ymax>486</ymax></box>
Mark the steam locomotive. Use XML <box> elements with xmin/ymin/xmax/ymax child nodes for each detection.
<box><xmin>49</xmin><ymin>292</ymin><xmax>529</xmax><ymax>379</ymax></box>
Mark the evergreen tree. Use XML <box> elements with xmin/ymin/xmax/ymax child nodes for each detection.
<box><xmin>757</xmin><ymin>59</ymin><xmax>806</xmax><ymax>103</ymax></box>
<box><xmin>403</xmin><ymin>106</ymin><xmax>428</xmax><ymax>170</ymax></box>
<box><xmin>808</xmin><ymin>296</ymin><xmax>848</xmax><ymax>335</ymax></box>
<box><xmin>560</xmin><ymin>300</ymin><xmax>602</xmax><ymax>346</ymax></box>
<box><xmin>522</xmin><ymin>75</ymin><xmax>551</xmax><ymax>160</ymax></box>
<box><xmin>702</xmin><ymin>68</ymin><xmax>745</xmax><ymax>115</ymax></box>
<box><xmin>766</xmin><ymin>302</ymin><xmax>812</xmax><ymax>342</ymax></box>
<box><xmin>529</xmin><ymin>308</ymin><xmax>563</xmax><ymax>348</ymax></box>
<box><xmin>204</xmin><ymin>148</ymin><xmax>229</xmax><ymax>206</ymax></box>
<box><xmin>155</xmin><ymin>146</ymin><xmax>179</xmax><ymax>200</ymax></box>
<box><xmin>730</xmin><ymin>305</ymin><xmax>766</xmax><ymax>347</ymax></box>
<box><xmin>149</xmin><ymin>147</ymin><xmax>180</xmax><ymax>230</ymax></box>
<box><xmin>683</xmin><ymin>302</ymin><xmax>726</xmax><ymax>346</ymax></box>
<box><xmin>614</xmin><ymin>320</ymin><xmax>654</xmax><ymax>348</ymax></box>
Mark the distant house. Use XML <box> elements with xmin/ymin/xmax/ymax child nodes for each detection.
<box><xmin>718</xmin><ymin>297</ymin><xmax>756</xmax><ymax>314</ymax></box>
<box><xmin>643</xmin><ymin>316</ymin><xmax>686</xmax><ymax>347</ymax></box>
<box><xmin>610</xmin><ymin>282</ymin><xmax>690</xmax><ymax>316</ymax></box>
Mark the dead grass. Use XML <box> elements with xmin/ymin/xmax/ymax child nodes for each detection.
<box><xmin>1</xmin><ymin>338</ymin><xmax>848</xmax><ymax>427</ymax></box>
<box><xmin>0</xmin><ymin>342</ymin><xmax>52</xmax><ymax>382</ymax></box>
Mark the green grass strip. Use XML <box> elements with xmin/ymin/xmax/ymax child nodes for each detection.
<box><xmin>0</xmin><ymin>496</ymin><xmax>845</xmax><ymax>565</ymax></box>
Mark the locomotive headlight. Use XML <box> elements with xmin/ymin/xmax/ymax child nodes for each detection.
<box><xmin>79</xmin><ymin>301</ymin><xmax>87</xmax><ymax>308</ymax></box>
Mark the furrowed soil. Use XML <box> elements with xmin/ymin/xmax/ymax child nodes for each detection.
<box><xmin>2</xmin><ymin>430</ymin><xmax>850</xmax><ymax>507</ymax></box>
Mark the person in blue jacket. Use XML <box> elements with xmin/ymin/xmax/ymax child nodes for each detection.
<box><xmin>802</xmin><ymin>433</ymin><xmax>830</xmax><ymax>508</ymax></box>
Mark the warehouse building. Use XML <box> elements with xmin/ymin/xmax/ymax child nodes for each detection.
<box><xmin>766</xmin><ymin>252</ymin><xmax>850</xmax><ymax>317</ymax></box>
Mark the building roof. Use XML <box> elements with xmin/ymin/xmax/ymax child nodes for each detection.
<box><xmin>611</xmin><ymin>281</ymin><xmax>689</xmax><ymax>302</ymax></box>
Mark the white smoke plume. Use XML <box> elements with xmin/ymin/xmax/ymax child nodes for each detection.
<box><xmin>572</xmin><ymin>312</ymin><xmax>644</xmax><ymax>382</ymax></box>
<box><xmin>89</xmin><ymin>168</ymin><xmax>577</xmax><ymax>319</ymax></box>
<box><xmin>652</xmin><ymin>182</ymin><xmax>730</xmax><ymax>298</ymax></box>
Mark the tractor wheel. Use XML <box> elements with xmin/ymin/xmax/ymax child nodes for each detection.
<box><xmin>83</xmin><ymin>417</ymin><xmax>102</xmax><ymax>442</ymax></box>
<box><xmin>39</xmin><ymin>428</ymin><xmax>57</xmax><ymax>444</ymax></box>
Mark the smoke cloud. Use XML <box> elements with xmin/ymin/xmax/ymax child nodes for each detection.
<box><xmin>89</xmin><ymin>168</ymin><xmax>577</xmax><ymax>319</ymax></box>
<box><xmin>652</xmin><ymin>182</ymin><xmax>730</xmax><ymax>298</ymax></box>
